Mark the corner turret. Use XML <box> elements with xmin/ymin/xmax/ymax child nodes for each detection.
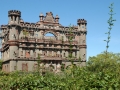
<box><xmin>77</xmin><ymin>19</ymin><xmax>87</xmax><ymax>66</ymax></box>
<box><xmin>77</xmin><ymin>19</ymin><xmax>87</xmax><ymax>31</ymax></box>
<box><xmin>8</xmin><ymin>10</ymin><xmax>21</xmax><ymax>24</ymax></box>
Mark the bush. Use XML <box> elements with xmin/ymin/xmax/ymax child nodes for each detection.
<box><xmin>0</xmin><ymin>53</ymin><xmax>120</xmax><ymax>90</ymax></box>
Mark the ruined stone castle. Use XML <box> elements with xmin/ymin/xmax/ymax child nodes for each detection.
<box><xmin>0</xmin><ymin>10</ymin><xmax>87</xmax><ymax>72</ymax></box>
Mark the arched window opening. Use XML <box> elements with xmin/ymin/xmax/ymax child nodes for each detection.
<box><xmin>45</xmin><ymin>33</ymin><xmax>54</xmax><ymax>36</ymax></box>
<box><xmin>44</xmin><ymin>32</ymin><xmax>56</xmax><ymax>40</ymax></box>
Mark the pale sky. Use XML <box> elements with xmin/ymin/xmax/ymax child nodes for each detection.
<box><xmin>0</xmin><ymin>0</ymin><xmax>120</xmax><ymax>60</ymax></box>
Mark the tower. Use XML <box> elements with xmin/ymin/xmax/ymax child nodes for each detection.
<box><xmin>77</xmin><ymin>19</ymin><xmax>87</xmax><ymax>66</ymax></box>
<box><xmin>8</xmin><ymin>10</ymin><xmax>21</xmax><ymax>71</ymax></box>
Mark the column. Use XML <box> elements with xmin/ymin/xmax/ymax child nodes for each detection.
<box><xmin>62</xmin><ymin>50</ymin><xmax>65</xmax><ymax>58</ymax></box>
<box><xmin>13</xmin><ymin>16</ymin><xmax>15</xmax><ymax>23</ymax></box>
<box><xmin>40</xmin><ymin>50</ymin><xmax>42</xmax><ymax>55</ymax></box>
<box><xmin>77</xmin><ymin>51</ymin><xmax>79</xmax><ymax>59</ymax></box>
<box><xmin>52</xmin><ymin>51</ymin><xmax>53</xmax><ymax>56</ymax></box>
<box><xmin>73</xmin><ymin>51</ymin><xmax>75</xmax><ymax>57</ymax></box>
<box><xmin>5</xmin><ymin>51</ymin><xmax>6</xmax><ymax>60</ymax></box>
<box><xmin>56</xmin><ymin>62</ymin><xmax>61</xmax><ymax>72</ymax></box>
<box><xmin>66</xmin><ymin>51</ymin><xmax>68</xmax><ymax>57</ymax></box>
<box><xmin>16</xmin><ymin>16</ymin><xmax>18</xmax><ymax>24</ymax></box>
<box><xmin>30</xmin><ymin>50</ymin><xmax>33</xmax><ymax>57</ymax></box>
<box><xmin>23</xmin><ymin>50</ymin><xmax>25</xmax><ymax>57</ymax></box>
<box><xmin>47</xmin><ymin>51</ymin><xmax>49</xmax><ymax>56</ymax></box>
<box><xmin>58</xmin><ymin>51</ymin><xmax>60</xmax><ymax>57</ymax></box>
<box><xmin>19</xmin><ymin>48</ymin><xmax>22</xmax><ymax>57</ymax></box>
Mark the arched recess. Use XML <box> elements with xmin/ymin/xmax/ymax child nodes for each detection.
<box><xmin>49</xmin><ymin>64</ymin><xmax>55</xmax><ymax>71</ymax></box>
<box><xmin>43</xmin><ymin>31</ymin><xmax>58</xmax><ymax>40</ymax></box>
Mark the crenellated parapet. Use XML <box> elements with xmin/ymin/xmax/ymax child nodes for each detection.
<box><xmin>0</xmin><ymin>25</ymin><xmax>8</xmax><ymax>35</ymax></box>
<box><xmin>60</xmin><ymin>26</ymin><xmax>85</xmax><ymax>33</ymax></box>
<box><xmin>0</xmin><ymin>25</ymin><xmax>8</xmax><ymax>38</ymax></box>
<box><xmin>8</xmin><ymin>10</ymin><xmax>21</xmax><ymax>25</ymax></box>
<box><xmin>77</xmin><ymin>19</ymin><xmax>87</xmax><ymax>32</ymax></box>
<box><xmin>8</xmin><ymin>10</ymin><xmax>21</xmax><ymax>17</ymax></box>
<box><xmin>77</xmin><ymin>19</ymin><xmax>87</xmax><ymax>25</ymax></box>
<box><xmin>20</xmin><ymin>19</ymin><xmax>24</xmax><ymax>23</ymax></box>
<box><xmin>20</xmin><ymin>22</ymin><xmax>39</xmax><ymax>28</ymax></box>
<box><xmin>1</xmin><ymin>25</ymin><xmax>7</xmax><ymax>29</ymax></box>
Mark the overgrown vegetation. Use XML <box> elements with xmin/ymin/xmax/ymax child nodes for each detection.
<box><xmin>0</xmin><ymin>52</ymin><xmax>120</xmax><ymax>89</ymax></box>
<box><xmin>0</xmin><ymin>3</ymin><xmax>119</xmax><ymax>90</ymax></box>
<box><xmin>22</xmin><ymin>29</ymin><xmax>29</xmax><ymax>39</ymax></box>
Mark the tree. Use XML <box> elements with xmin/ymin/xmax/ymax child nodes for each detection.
<box><xmin>87</xmin><ymin>52</ymin><xmax>120</xmax><ymax>73</ymax></box>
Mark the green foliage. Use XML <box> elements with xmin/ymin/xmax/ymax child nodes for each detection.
<box><xmin>23</xmin><ymin>29</ymin><xmax>29</xmax><ymax>37</ymax></box>
<box><xmin>87</xmin><ymin>52</ymin><xmax>120</xmax><ymax>73</ymax></box>
<box><xmin>0</xmin><ymin>53</ymin><xmax>120</xmax><ymax>90</ymax></box>
<box><xmin>86</xmin><ymin>52</ymin><xmax>120</xmax><ymax>89</ymax></box>
<box><xmin>67</xmin><ymin>24</ymin><xmax>74</xmax><ymax>65</ymax></box>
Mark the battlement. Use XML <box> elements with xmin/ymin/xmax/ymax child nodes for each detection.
<box><xmin>77</xmin><ymin>19</ymin><xmax>87</xmax><ymax>24</ymax></box>
<box><xmin>1</xmin><ymin>25</ymin><xmax>7</xmax><ymax>29</ymax></box>
<box><xmin>63</xmin><ymin>27</ymin><xmax>78</xmax><ymax>31</ymax></box>
<box><xmin>21</xmin><ymin>22</ymin><xmax>39</xmax><ymax>28</ymax></box>
<box><xmin>20</xmin><ymin>22</ymin><xmax>79</xmax><ymax>31</ymax></box>
<box><xmin>8</xmin><ymin>10</ymin><xmax>21</xmax><ymax>16</ymax></box>
<box><xmin>20</xmin><ymin>19</ymin><xmax>24</xmax><ymax>23</ymax></box>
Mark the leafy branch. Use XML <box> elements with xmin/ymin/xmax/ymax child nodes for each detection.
<box><xmin>104</xmin><ymin>3</ymin><xmax>116</xmax><ymax>57</ymax></box>
<box><xmin>68</xmin><ymin>25</ymin><xmax>74</xmax><ymax>65</ymax></box>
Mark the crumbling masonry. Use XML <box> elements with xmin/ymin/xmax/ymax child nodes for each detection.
<box><xmin>0</xmin><ymin>10</ymin><xmax>87</xmax><ymax>72</ymax></box>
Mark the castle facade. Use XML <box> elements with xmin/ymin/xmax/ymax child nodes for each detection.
<box><xmin>0</xmin><ymin>10</ymin><xmax>87</xmax><ymax>72</ymax></box>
